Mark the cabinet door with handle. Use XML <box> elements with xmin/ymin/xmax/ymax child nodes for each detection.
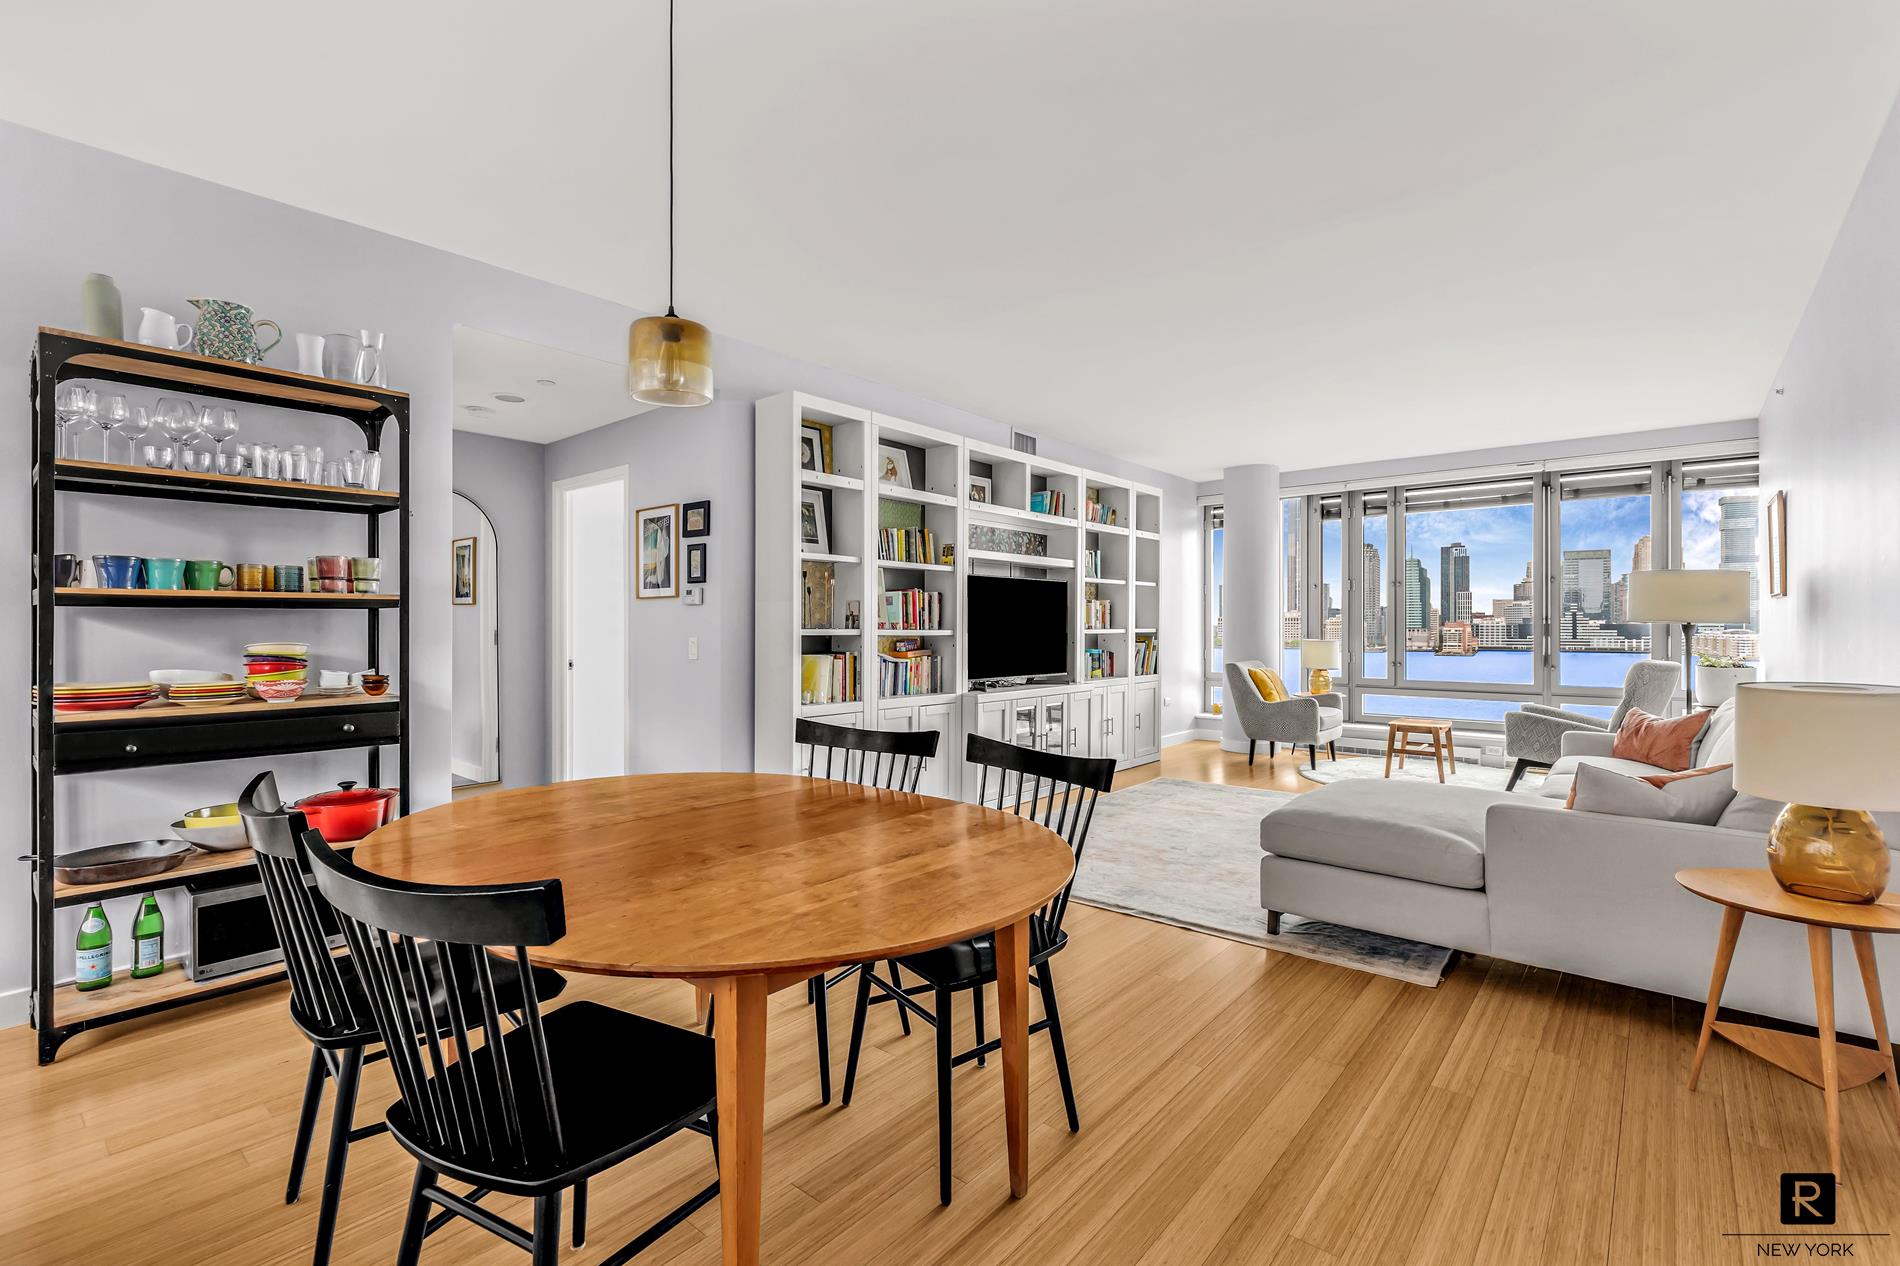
<box><xmin>1064</xmin><ymin>689</ymin><xmax>1097</xmax><ymax>758</ymax></box>
<box><xmin>1098</xmin><ymin>683</ymin><xmax>1128</xmax><ymax>764</ymax></box>
<box><xmin>1131</xmin><ymin>680</ymin><xmax>1161</xmax><ymax>759</ymax></box>
<box><xmin>1040</xmin><ymin>696</ymin><xmax>1066</xmax><ymax>752</ymax></box>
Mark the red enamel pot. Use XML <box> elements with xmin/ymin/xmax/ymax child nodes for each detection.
<box><xmin>293</xmin><ymin>781</ymin><xmax>398</xmax><ymax>842</ymax></box>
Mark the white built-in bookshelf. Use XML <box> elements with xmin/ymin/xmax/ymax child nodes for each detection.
<box><xmin>755</xmin><ymin>391</ymin><xmax>1163</xmax><ymax>794</ymax></box>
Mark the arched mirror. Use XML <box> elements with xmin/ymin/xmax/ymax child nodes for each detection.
<box><xmin>451</xmin><ymin>491</ymin><xmax>501</xmax><ymax>788</ymax></box>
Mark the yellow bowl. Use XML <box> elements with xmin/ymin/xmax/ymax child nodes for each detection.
<box><xmin>180</xmin><ymin>804</ymin><xmax>240</xmax><ymax>828</ymax></box>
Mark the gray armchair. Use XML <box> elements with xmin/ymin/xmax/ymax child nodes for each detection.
<box><xmin>1502</xmin><ymin>658</ymin><xmax>1682</xmax><ymax>789</ymax></box>
<box><xmin>1223</xmin><ymin>660</ymin><xmax>1345</xmax><ymax>771</ymax></box>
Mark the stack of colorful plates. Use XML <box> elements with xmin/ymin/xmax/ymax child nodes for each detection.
<box><xmin>42</xmin><ymin>681</ymin><xmax>161</xmax><ymax>712</ymax></box>
<box><xmin>165</xmin><ymin>679</ymin><xmax>248</xmax><ymax>708</ymax></box>
<box><xmin>245</xmin><ymin>642</ymin><xmax>310</xmax><ymax>702</ymax></box>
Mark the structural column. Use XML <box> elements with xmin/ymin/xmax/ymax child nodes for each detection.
<box><xmin>1221</xmin><ymin>463</ymin><xmax>1283</xmax><ymax>752</ymax></box>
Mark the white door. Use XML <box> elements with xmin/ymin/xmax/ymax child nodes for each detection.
<box><xmin>553</xmin><ymin>469</ymin><xmax>629</xmax><ymax>780</ymax></box>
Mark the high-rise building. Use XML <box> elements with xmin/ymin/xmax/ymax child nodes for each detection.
<box><xmin>1513</xmin><ymin>562</ymin><xmax>1535</xmax><ymax>602</ymax></box>
<box><xmin>1632</xmin><ymin>534</ymin><xmax>1652</xmax><ymax>574</ymax></box>
<box><xmin>1439</xmin><ymin>543</ymin><xmax>1471</xmax><ymax>623</ymax></box>
<box><xmin>1562</xmin><ymin>549</ymin><xmax>1613</xmax><ymax>620</ymax></box>
<box><xmin>1719</xmin><ymin>495</ymin><xmax>1759</xmax><ymax>629</ymax></box>
<box><xmin>1283</xmin><ymin>501</ymin><xmax>1302</xmax><ymax>613</ymax></box>
<box><xmin>1404</xmin><ymin>557</ymin><xmax>1430</xmax><ymax>631</ymax></box>
<box><xmin>1360</xmin><ymin>542</ymin><xmax>1383</xmax><ymax>650</ymax></box>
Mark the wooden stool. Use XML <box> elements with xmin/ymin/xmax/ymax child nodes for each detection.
<box><xmin>1679</xmin><ymin>867</ymin><xmax>1900</xmax><ymax>1177</ymax></box>
<box><xmin>1384</xmin><ymin>717</ymin><xmax>1455</xmax><ymax>782</ymax></box>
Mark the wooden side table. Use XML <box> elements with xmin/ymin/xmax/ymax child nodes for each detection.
<box><xmin>1679</xmin><ymin>867</ymin><xmax>1900</xmax><ymax>1175</ymax></box>
<box><xmin>1384</xmin><ymin>717</ymin><xmax>1455</xmax><ymax>782</ymax></box>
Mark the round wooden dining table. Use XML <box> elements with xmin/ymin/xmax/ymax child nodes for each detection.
<box><xmin>351</xmin><ymin>772</ymin><xmax>1078</xmax><ymax>1266</ymax></box>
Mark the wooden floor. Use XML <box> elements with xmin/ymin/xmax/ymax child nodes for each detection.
<box><xmin>5</xmin><ymin>742</ymin><xmax>1899</xmax><ymax>1265</ymax></box>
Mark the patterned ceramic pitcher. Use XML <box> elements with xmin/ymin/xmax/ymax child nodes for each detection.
<box><xmin>188</xmin><ymin>297</ymin><xmax>283</xmax><ymax>364</ymax></box>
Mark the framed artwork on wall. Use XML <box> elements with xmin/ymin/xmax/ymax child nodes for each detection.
<box><xmin>682</xmin><ymin>499</ymin><xmax>711</xmax><ymax>538</ymax></box>
<box><xmin>686</xmin><ymin>541</ymin><xmax>708</xmax><ymax>585</ymax></box>
<box><xmin>876</xmin><ymin>443</ymin><xmax>914</xmax><ymax>488</ymax></box>
<box><xmin>968</xmin><ymin>475</ymin><xmax>992</xmax><ymax>504</ymax></box>
<box><xmin>451</xmin><ymin>536</ymin><xmax>477</xmax><ymax>605</ymax></box>
<box><xmin>636</xmin><ymin>502</ymin><xmax>680</xmax><ymax>599</ymax></box>
<box><xmin>1767</xmin><ymin>489</ymin><xmax>1787</xmax><ymax>597</ymax></box>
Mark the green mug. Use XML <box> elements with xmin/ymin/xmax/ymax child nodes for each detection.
<box><xmin>145</xmin><ymin>558</ymin><xmax>187</xmax><ymax>590</ymax></box>
<box><xmin>185</xmin><ymin>560</ymin><xmax>234</xmax><ymax>591</ymax></box>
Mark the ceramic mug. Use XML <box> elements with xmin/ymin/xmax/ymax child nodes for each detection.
<box><xmin>185</xmin><ymin>560</ymin><xmax>234</xmax><ymax>591</ymax></box>
<box><xmin>273</xmin><ymin>565</ymin><xmax>304</xmax><ymax>593</ymax></box>
<box><xmin>188</xmin><ymin>297</ymin><xmax>282</xmax><ymax>365</ymax></box>
<box><xmin>309</xmin><ymin>554</ymin><xmax>351</xmax><ymax>579</ymax></box>
<box><xmin>52</xmin><ymin>554</ymin><xmax>83</xmax><ymax>588</ymax></box>
<box><xmin>93</xmin><ymin>554</ymin><xmax>143</xmax><ymax>589</ymax></box>
<box><xmin>144</xmin><ymin>557</ymin><xmax>187</xmax><ymax>590</ymax></box>
<box><xmin>235</xmin><ymin>563</ymin><xmax>267</xmax><ymax>592</ymax></box>
<box><xmin>350</xmin><ymin>556</ymin><xmax>380</xmax><ymax>581</ymax></box>
<box><xmin>135</xmin><ymin>307</ymin><xmax>193</xmax><ymax>350</ymax></box>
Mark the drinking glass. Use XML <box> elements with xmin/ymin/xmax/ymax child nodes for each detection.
<box><xmin>283</xmin><ymin>444</ymin><xmax>311</xmax><ymax>483</ymax></box>
<box><xmin>95</xmin><ymin>394</ymin><xmax>132</xmax><ymax>463</ymax></box>
<box><xmin>156</xmin><ymin>397</ymin><xmax>199</xmax><ymax>447</ymax></box>
<box><xmin>120</xmin><ymin>406</ymin><xmax>154</xmax><ymax>465</ymax></box>
<box><xmin>253</xmin><ymin>442</ymin><xmax>281</xmax><ymax>480</ymax></box>
<box><xmin>140</xmin><ymin>440</ymin><xmax>176</xmax><ymax>470</ymax></box>
<box><xmin>54</xmin><ymin>384</ymin><xmax>94</xmax><ymax>460</ymax></box>
<box><xmin>343</xmin><ymin>449</ymin><xmax>367</xmax><ymax>488</ymax></box>
<box><xmin>198</xmin><ymin>405</ymin><xmax>238</xmax><ymax>456</ymax></box>
<box><xmin>360</xmin><ymin>449</ymin><xmax>383</xmax><ymax>491</ymax></box>
<box><xmin>214</xmin><ymin>451</ymin><xmax>245</xmax><ymax>476</ymax></box>
<box><xmin>178</xmin><ymin>448</ymin><xmax>213</xmax><ymax>474</ymax></box>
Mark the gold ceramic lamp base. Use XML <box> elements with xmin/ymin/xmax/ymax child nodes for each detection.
<box><xmin>1766</xmin><ymin>804</ymin><xmax>1891</xmax><ymax>904</ymax></box>
<box><xmin>1308</xmin><ymin>668</ymin><xmax>1332</xmax><ymax>695</ymax></box>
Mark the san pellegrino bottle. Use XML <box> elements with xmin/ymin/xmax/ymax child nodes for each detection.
<box><xmin>75</xmin><ymin>902</ymin><xmax>113</xmax><ymax>991</ymax></box>
<box><xmin>131</xmin><ymin>894</ymin><xmax>164</xmax><ymax>979</ymax></box>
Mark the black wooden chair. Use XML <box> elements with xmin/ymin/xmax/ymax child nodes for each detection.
<box><xmin>839</xmin><ymin>733</ymin><xmax>1113</xmax><ymax>1204</ymax></box>
<box><xmin>791</xmin><ymin>717</ymin><xmax>941</xmax><ymax>1105</ymax></box>
<box><xmin>238</xmin><ymin>771</ymin><xmax>567</xmax><ymax>1266</ymax></box>
<box><xmin>299</xmin><ymin>823</ymin><xmax>720</xmax><ymax>1266</ymax></box>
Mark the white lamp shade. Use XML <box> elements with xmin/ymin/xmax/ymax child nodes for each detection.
<box><xmin>1299</xmin><ymin>639</ymin><xmax>1341</xmax><ymax>670</ymax></box>
<box><xmin>1625</xmin><ymin>569</ymin><xmax>1751</xmax><ymax>624</ymax></box>
<box><xmin>1733</xmin><ymin>682</ymin><xmax>1900</xmax><ymax>810</ymax></box>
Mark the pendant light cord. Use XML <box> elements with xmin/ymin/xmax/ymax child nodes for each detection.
<box><xmin>666</xmin><ymin>0</ymin><xmax>677</xmax><ymax>319</ymax></box>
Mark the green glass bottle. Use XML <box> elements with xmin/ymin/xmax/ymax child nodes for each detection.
<box><xmin>131</xmin><ymin>894</ymin><xmax>164</xmax><ymax>979</ymax></box>
<box><xmin>74</xmin><ymin>902</ymin><xmax>113</xmax><ymax>991</ymax></box>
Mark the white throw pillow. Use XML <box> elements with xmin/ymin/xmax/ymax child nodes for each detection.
<box><xmin>1566</xmin><ymin>761</ymin><xmax>1737</xmax><ymax>826</ymax></box>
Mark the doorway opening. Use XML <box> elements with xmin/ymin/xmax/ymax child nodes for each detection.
<box><xmin>552</xmin><ymin>467</ymin><xmax>630</xmax><ymax>780</ymax></box>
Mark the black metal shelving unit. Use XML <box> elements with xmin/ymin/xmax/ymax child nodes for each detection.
<box><xmin>27</xmin><ymin>327</ymin><xmax>411</xmax><ymax>1063</ymax></box>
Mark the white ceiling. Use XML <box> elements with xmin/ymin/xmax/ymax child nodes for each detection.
<box><xmin>6</xmin><ymin>3</ymin><xmax>1899</xmax><ymax>480</ymax></box>
<box><xmin>451</xmin><ymin>326</ymin><xmax>649</xmax><ymax>444</ymax></box>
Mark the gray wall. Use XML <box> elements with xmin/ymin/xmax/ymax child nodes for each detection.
<box><xmin>453</xmin><ymin>431</ymin><xmax>548</xmax><ymax>788</ymax></box>
<box><xmin>1758</xmin><ymin>90</ymin><xmax>1900</xmax><ymax>684</ymax></box>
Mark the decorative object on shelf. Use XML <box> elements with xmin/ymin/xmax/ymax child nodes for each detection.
<box><xmin>184</xmin><ymin>560</ymin><xmax>234</xmax><ymax>591</ymax></box>
<box><xmin>1767</xmin><ymin>489</ymin><xmax>1787</xmax><ymax>597</ymax></box>
<box><xmin>79</xmin><ymin>273</ymin><xmax>124</xmax><ymax>339</ymax></box>
<box><xmin>92</xmin><ymin>555</ymin><xmax>142</xmax><ymax>588</ymax></box>
<box><xmin>188</xmin><ymin>297</ymin><xmax>281</xmax><ymax>365</ymax></box>
<box><xmin>321</xmin><ymin>331</ymin><xmax>379</xmax><ymax>384</ymax></box>
<box><xmin>294</xmin><ymin>332</ymin><xmax>324</xmax><ymax>375</ymax></box>
<box><xmin>359</xmin><ymin>672</ymin><xmax>391</xmax><ymax>697</ymax></box>
<box><xmin>1736</xmin><ymin>681</ymin><xmax>1900</xmax><ymax>903</ymax></box>
<box><xmin>877</xmin><ymin>443</ymin><xmax>915</xmax><ymax>488</ymax></box>
<box><xmin>628</xmin><ymin>0</ymin><xmax>714</xmax><ymax>407</ymax></box>
<box><xmin>799</xmin><ymin>488</ymin><xmax>830</xmax><ymax>554</ymax></box>
<box><xmin>451</xmin><ymin>536</ymin><xmax>477</xmax><ymax>605</ymax></box>
<box><xmin>682</xmin><ymin>498</ymin><xmax>711</xmax><ymax>537</ymax></box>
<box><xmin>968</xmin><ymin>475</ymin><xmax>992</xmax><ymax>503</ymax></box>
<box><xmin>636</xmin><ymin>502</ymin><xmax>681</xmax><ymax>598</ymax></box>
<box><xmin>273</xmin><ymin>563</ymin><xmax>306</xmax><ymax>592</ymax></box>
<box><xmin>1694</xmin><ymin>655</ymin><xmax>1756</xmax><ymax>707</ymax></box>
<box><xmin>801</xmin><ymin>560</ymin><xmax>835</xmax><ymax>629</ymax></box>
<box><xmin>136</xmin><ymin>306</ymin><xmax>192</xmax><ymax>350</ymax></box>
<box><xmin>144</xmin><ymin>557</ymin><xmax>187</xmax><ymax>590</ymax></box>
<box><xmin>968</xmin><ymin>524</ymin><xmax>1046</xmax><ymax>557</ymax></box>
<box><xmin>350</xmin><ymin>556</ymin><xmax>380</xmax><ymax>594</ymax></box>
<box><xmin>686</xmin><ymin>540</ymin><xmax>708</xmax><ymax>585</ymax></box>
<box><xmin>1301</xmin><ymin>639</ymin><xmax>1341</xmax><ymax>695</ymax></box>
<box><xmin>1626</xmin><ymin>569</ymin><xmax>1751</xmax><ymax>713</ymax></box>
<box><xmin>800</xmin><ymin>422</ymin><xmax>832</xmax><ymax>473</ymax></box>
<box><xmin>940</xmin><ymin>543</ymin><xmax>955</xmax><ymax>566</ymax></box>
<box><xmin>845</xmin><ymin>599</ymin><xmax>860</xmax><ymax>629</ymax></box>
<box><xmin>234</xmin><ymin>563</ymin><xmax>265</xmax><ymax>592</ymax></box>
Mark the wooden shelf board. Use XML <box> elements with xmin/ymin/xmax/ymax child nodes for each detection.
<box><xmin>876</xmin><ymin>485</ymin><xmax>958</xmax><ymax>507</ymax></box>
<box><xmin>43</xmin><ymin>326</ymin><xmax>404</xmax><ymax>410</ymax></box>
<box><xmin>966</xmin><ymin>549</ymin><xmax>1074</xmax><ymax>569</ymax></box>
<box><xmin>50</xmin><ymin>693</ymin><xmax>397</xmax><ymax>726</ymax></box>
<box><xmin>54</xmin><ymin>459</ymin><xmax>398</xmax><ymax>511</ymax></box>
<box><xmin>878</xmin><ymin>560</ymin><xmax>954</xmax><ymax>572</ymax></box>
<box><xmin>52</xmin><ymin>838</ymin><xmax>364</xmax><ymax>906</ymax></box>
<box><xmin>56</xmin><ymin>959</ymin><xmax>287</xmax><ymax>1026</ymax></box>
<box><xmin>56</xmin><ymin>587</ymin><xmax>398</xmax><ymax>607</ymax></box>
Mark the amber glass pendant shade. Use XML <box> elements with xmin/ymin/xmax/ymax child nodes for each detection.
<box><xmin>628</xmin><ymin>313</ymin><xmax>714</xmax><ymax>407</ymax></box>
<box><xmin>1766</xmin><ymin>803</ymin><xmax>1891</xmax><ymax>903</ymax></box>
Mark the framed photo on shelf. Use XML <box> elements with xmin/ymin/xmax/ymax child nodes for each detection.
<box><xmin>799</xmin><ymin>488</ymin><xmax>830</xmax><ymax>554</ymax></box>
<box><xmin>1767</xmin><ymin>489</ymin><xmax>1787</xmax><ymax>597</ymax></box>
<box><xmin>451</xmin><ymin>536</ymin><xmax>477</xmax><ymax>605</ymax></box>
<box><xmin>635</xmin><ymin>503</ymin><xmax>680</xmax><ymax>599</ymax></box>
<box><xmin>685</xmin><ymin>541</ymin><xmax>708</xmax><ymax>585</ymax></box>
<box><xmin>876</xmin><ymin>443</ymin><xmax>914</xmax><ymax>488</ymax></box>
<box><xmin>682</xmin><ymin>499</ymin><xmax>711</xmax><ymax>538</ymax></box>
<box><xmin>968</xmin><ymin>474</ymin><xmax>992</xmax><ymax>504</ymax></box>
<box><xmin>799</xmin><ymin>421</ymin><xmax>833</xmax><ymax>473</ymax></box>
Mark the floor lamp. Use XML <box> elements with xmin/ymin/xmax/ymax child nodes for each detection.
<box><xmin>1625</xmin><ymin>569</ymin><xmax>1753</xmax><ymax>713</ymax></box>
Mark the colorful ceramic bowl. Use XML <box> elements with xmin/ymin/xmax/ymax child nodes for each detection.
<box><xmin>251</xmin><ymin>680</ymin><xmax>307</xmax><ymax>703</ymax></box>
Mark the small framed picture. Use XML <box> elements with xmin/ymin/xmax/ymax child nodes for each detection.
<box><xmin>939</xmin><ymin>543</ymin><xmax>956</xmax><ymax>567</ymax></box>
<box><xmin>968</xmin><ymin>475</ymin><xmax>992</xmax><ymax>504</ymax></box>
<box><xmin>876</xmin><ymin>443</ymin><xmax>914</xmax><ymax>488</ymax></box>
<box><xmin>1767</xmin><ymin>489</ymin><xmax>1787</xmax><ymax>597</ymax></box>
<box><xmin>636</xmin><ymin>503</ymin><xmax>680</xmax><ymax>599</ymax></box>
<box><xmin>451</xmin><ymin>536</ymin><xmax>477</xmax><ymax>605</ymax></box>
<box><xmin>682</xmin><ymin>499</ymin><xmax>711</xmax><ymax>538</ymax></box>
<box><xmin>799</xmin><ymin>488</ymin><xmax>830</xmax><ymax>554</ymax></box>
<box><xmin>799</xmin><ymin>421</ymin><xmax>833</xmax><ymax>473</ymax></box>
<box><xmin>685</xmin><ymin>541</ymin><xmax>708</xmax><ymax>585</ymax></box>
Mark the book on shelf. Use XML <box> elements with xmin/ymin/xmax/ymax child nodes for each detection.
<box><xmin>1085</xmin><ymin>647</ymin><xmax>1115</xmax><ymax>679</ymax></box>
<box><xmin>800</xmin><ymin>651</ymin><xmax>859</xmax><ymax>705</ymax></box>
<box><xmin>1029</xmin><ymin>489</ymin><xmax>1068</xmax><ymax>518</ymax></box>
<box><xmin>879</xmin><ymin>587</ymin><xmax>944</xmax><ymax>631</ymax></box>
<box><xmin>1083</xmin><ymin>548</ymin><xmax>1102</xmax><ymax>578</ymax></box>
<box><xmin>1083</xmin><ymin>498</ymin><xmax>1118</xmax><ymax>526</ymax></box>
<box><xmin>1084</xmin><ymin>597</ymin><xmax>1114</xmax><ymax>630</ymax></box>
<box><xmin>1133</xmin><ymin>634</ymin><xmax>1158</xmax><ymax>675</ymax></box>
<box><xmin>878</xmin><ymin>526</ymin><xmax>937</xmax><ymax>564</ymax></box>
<box><xmin>878</xmin><ymin>639</ymin><xmax>943</xmax><ymax>696</ymax></box>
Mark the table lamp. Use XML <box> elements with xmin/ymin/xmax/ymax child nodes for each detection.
<box><xmin>1300</xmin><ymin>639</ymin><xmax>1340</xmax><ymax>695</ymax></box>
<box><xmin>1626</xmin><ymin>569</ymin><xmax>1752</xmax><ymax>712</ymax></box>
<box><xmin>1734</xmin><ymin>682</ymin><xmax>1900</xmax><ymax>903</ymax></box>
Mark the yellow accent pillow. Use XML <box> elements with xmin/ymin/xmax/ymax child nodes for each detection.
<box><xmin>1246</xmin><ymin>667</ymin><xmax>1288</xmax><ymax>702</ymax></box>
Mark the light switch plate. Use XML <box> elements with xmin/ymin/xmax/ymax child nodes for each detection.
<box><xmin>687</xmin><ymin>636</ymin><xmax>700</xmax><ymax>661</ymax></box>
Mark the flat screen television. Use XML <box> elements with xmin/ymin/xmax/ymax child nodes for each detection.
<box><xmin>966</xmin><ymin>575</ymin><xmax>1070</xmax><ymax>684</ymax></box>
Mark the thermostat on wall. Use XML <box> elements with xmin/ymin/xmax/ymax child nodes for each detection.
<box><xmin>683</xmin><ymin>586</ymin><xmax>704</xmax><ymax>605</ymax></box>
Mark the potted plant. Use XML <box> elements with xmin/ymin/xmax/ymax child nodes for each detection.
<box><xmin>1696</xmin><ymin>653</ymin><xmax>1757</xmax><ymax>707</ymax></box>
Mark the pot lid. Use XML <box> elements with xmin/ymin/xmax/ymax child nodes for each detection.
<box><xmin>295</xmin><ymin>781</ymin><xmax>398</xmax><ymax>808</ymax></box>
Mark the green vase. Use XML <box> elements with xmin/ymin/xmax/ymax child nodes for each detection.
<box><xmin>80</xmin><ymin>273</ymin><xmax>124</xmax><ymax>340</ymax></box>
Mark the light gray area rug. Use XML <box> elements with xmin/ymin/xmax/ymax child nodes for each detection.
<box><xmin>1301</xmin><ymin>754</ymin><xmax>1543</xmax><ymax>792</ymax></box>
<box><xmin>1071</xmin><ymin>777</ymin><xmax>1455</xmax><ymax>986</ymax></box>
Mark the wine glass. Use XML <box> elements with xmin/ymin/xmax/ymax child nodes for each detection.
<box><xmin>198</xmin><ymin>404</ymin><xmax>238</xmax><ymax>457</ymax></box>
<box><xmin>54</xmin><ymin>384</ymin><xmax>94</xmax><ymax>459</ymax></box>
<box><xmin>94</xmin><ymin>394</ymin><xmax>132</xmax><ymax>463</ymax></box>
<box><xmin>155</xmin><ymin>396</ymin><xmax>200</xmax><ymax>451</ymax></box>
<box><xmin>122</xmin><ymin>406</ymin><xmax>154</xmax><ymax>462</ymax></box>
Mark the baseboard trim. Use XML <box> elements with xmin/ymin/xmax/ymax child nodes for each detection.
<box><xmin>1163</xmin><ymin>729</ymin><xmax>1196</xmax><ymax>748</ymax></box>
<box><xmin>0</xmin><ymin>984</ymin><xmax>29</xmax><ymax>1030</ymax></box>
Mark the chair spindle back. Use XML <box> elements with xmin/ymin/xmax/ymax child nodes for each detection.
<box><xmin>965</xmin><ymin>734</ymin><xmax>1115</xmax><ymax>934</ymax></box>
<box><xmin>795</xmin><ymin>718</ymin><xmax>940</xmax><ymax>793</ymax></box>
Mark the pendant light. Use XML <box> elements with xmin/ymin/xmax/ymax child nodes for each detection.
<box><xmin>628</xmin><ymin>0</ymin><xmax>714</xmax><ymax>406</ymax></box>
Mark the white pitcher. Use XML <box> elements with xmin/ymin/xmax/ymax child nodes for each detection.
<box><xmin>136</xmin><ymin>307</ymin><xmax>193</xmax><ymax>350</ymax></box>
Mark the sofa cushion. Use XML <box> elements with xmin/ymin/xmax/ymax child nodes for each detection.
<box><xmin>1565</xmin><ymin>762</ymin><xmax>1737</xmax><ymax>825</ymax></box>
<box><xmin>1691</xmin><ymin>698</ymin><xmax>1738</xmax><ymax>766</ymax></box>
<box><xmin>1247</xmin><ymin>666</ymin><xmax>1289</xmax><ymax>702</ymax></box>
<box><xmin>1611</xmin><ymin>707</ymin><xmax>1709</xmax><ymax>771</ymax></box>
<box><xmin>1259</xmin><ymin>780</ymin><xmax>1520</xmax><ymax>890</ymax></box>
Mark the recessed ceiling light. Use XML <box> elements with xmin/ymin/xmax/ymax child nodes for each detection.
<box><xmin>492</xmin><ymin>392</ymin><xmax>526</xmax><ymax>404</ymax></box>
<box><xmin>535</xmin><ymin>378</ymin><xmax>558</xmax><ymax>387</ymax></box>
<box><xmin>464</xmin><ymin>404</ymin><xmax>494</xmax><ymax>414</ymax></box>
